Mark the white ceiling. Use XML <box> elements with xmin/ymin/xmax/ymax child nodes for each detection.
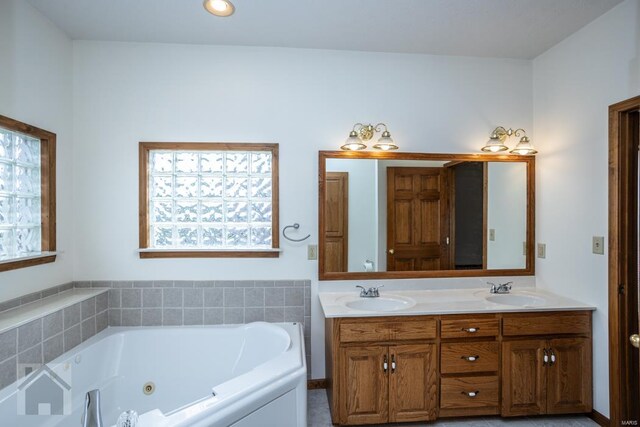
<box><xmin>26</xmin><ymin>0</ymin><xmax>622</xmax><ymax>59</ymax></box>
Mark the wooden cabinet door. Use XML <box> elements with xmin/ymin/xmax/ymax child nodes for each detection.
<box><xmin>389</xmin><ymin>344</ymin><xmax>438</xmax><ymax>422</ymax></box>
<box><xmin>502</xmin><ymin>340</ymin><xmax>547</xmax><ymax>416</ymax></box>
<box><xmin>546</xmin><ymin>337</ymin><xmax>592</xmax><ymax>414</ymax></box>
<box><xmin>340</xmin><ymin>346</ymin><xmax>389</xmax><ymax>425</ymax></box>
<box><xmin>324</xmin><ymin>172</ymin><xmax>349</xmax><ymax>272</ymax></box>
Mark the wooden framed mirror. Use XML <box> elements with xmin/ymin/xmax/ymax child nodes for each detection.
<box><xmin>318</xmin><ymin>151</ymin><xmax>535</xmax><ymax>280</ymax></box>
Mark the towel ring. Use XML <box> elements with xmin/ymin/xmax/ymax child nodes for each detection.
<box><xmin>283</xmin><ymin>223</ymin><xmax>311</xmax><ymax>242</ymax></box>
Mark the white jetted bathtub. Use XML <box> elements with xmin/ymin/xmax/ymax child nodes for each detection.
<box><xmin>0</xmin><ymin>322</ymin><xmax>307</xmax><ymax>427</ymax></box>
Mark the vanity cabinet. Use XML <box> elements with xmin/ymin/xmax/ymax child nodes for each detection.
<box><xmin>325</xmin><ymin>311</ymin><xmax>592</xmax><ymax>426</ymax></box>
<box><xmin>501</xmin><ymin>311</ymin><xmax>592</xmax><ymax>417</ymax></box>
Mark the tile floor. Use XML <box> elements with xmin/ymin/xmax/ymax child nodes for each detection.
<box><xmin>307</xmin><ymin>390</ymin><xmax>599</xmax><ymax>427</ymax></box>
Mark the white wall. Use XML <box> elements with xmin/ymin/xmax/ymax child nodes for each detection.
<box><xmin>0</xmin><ymin>0</ymin><xmax>74</xmax><ymax>300</ymax></box>
<box><xmin>72</xmin><ymin>41</ymin><xmax>532</xmax><ymax>377</ymax></box>
<box><xmin>326</xmin><ymin>159</ymin><xmax>378</xmax><ymax>272</ymax></box>
<box><xmin>487</xmin><ymin>162</ymin><xmax>527</xmax><ymax>269</ymax></box>
<box><xmin>533</xmin><ymin>0</ymin><xmax>640</xmax><ymax>416</ymax></box>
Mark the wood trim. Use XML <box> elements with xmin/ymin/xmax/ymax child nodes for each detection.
<box><xmin>0</xmin><ymin>115</ymin><xmax>56</xmax><ymax>273</ymax></box>
<box><xmin>307</xmin><ymin>379</ymin><xmax>327</xmax><ymax>389</ymax></box>
<box><xmin>588</xmin><ymin>409</ymin><xmax>610</xmax><ymax>427</ymax></box>
<box><xmin>318</xmin><ymin>151</ymin><xmax>535</xmax><ymax>280</ymax></box>
<box><xmin>482</xmin><ymin>162</ymin><xmax>488</xmax><ymax>270</ymax></box>
<box><xmin>138</xmin><ymin>142</ymin><xmax>279</xmax><ymax>258</ymax></box>
<box><xmin>608</xmin><ymin>95</ymin><xmax>640</xmax><ymax>427</ymax></box>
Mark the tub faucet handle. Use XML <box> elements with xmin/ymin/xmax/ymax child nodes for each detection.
<box><xmin>117</xmin><ymin>410</ymin><xmax>139</xmax><ymax>427</ymax></box>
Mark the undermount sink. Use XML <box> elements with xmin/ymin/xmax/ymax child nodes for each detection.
<box><xmin>343</xmin><ymin>296</ymin><xmax>416</xmax><ymax>312</ymax></box>
<box><xmin>485</xmin><ymin>293</ymin><xmax>546</xmax><ymax>307</ymax></box>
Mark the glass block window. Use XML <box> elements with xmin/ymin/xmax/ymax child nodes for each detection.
<box><xmin>0</xmin><ymin>115</ymin><xmax>56</xmax><ymax>272</ymax></box>
<box><xmin>140</xmin><ymin>143</ymin><xmax>279</xmax><ymax>256</ymax></box>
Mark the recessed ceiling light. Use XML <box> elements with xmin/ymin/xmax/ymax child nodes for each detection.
<box><xmin>203</xmin><ymin>0</ymin><xmax>235</xmax><ymax>17</ymax></box>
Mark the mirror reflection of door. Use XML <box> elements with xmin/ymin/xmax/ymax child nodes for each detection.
<box><xmin>324</xmin><ymin>172</ymin><xmax>348</xmax><ymax>272</ymax></box>
<box><xmin>387</xmin><ymin>167</ymin><xmax>451</xmax><ymax>271</ymax></box>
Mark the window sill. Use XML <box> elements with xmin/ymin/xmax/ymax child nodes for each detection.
<box><xmin>0</xmin><ymin>252</ymin><xmax>57</xmax><ymax>272</ymax></box>
<box><xmin>138</xmin><ymin>249</ymin><xmax>281</xmax><ymax>259</ymax></box>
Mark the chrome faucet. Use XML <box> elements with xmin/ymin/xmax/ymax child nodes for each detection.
<box><xmin>82</xmin><ymin>389</ymin><xmax>104</xmax><ymax>427</ymax></box>
<box><xmin>489</xmin><ymin>282</ymin><xmax>513</xmax><ymax>294</ymax></box>
<box><xmin>356</xmin><ymin>285</ymin><xmax>383</xmax><ymax>298</ymax></box>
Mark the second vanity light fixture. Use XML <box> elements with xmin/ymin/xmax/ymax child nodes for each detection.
<box><xmin>341</xmin><ymin>123</ymin><xmax>399</xmax><ymax>151</ymax></box>
<box><xmin>481</xmin><ymin>126</ymin><xmax>538</xmax><ymax>155</ymax></box>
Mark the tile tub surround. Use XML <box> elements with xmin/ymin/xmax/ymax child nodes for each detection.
<box><xmin>0</xmin><ymin>291</ymin><xmax>108</xmax><ymax>390</ymax></box>
<box><xmin>79</xmin><ymin>280</ymin><xmax>312</xmax><ymax>374</ymax></box>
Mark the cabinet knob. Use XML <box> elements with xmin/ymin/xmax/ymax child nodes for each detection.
<box><xmin>388</xmin><ymin>249</ymin><xmax>395</xmax><ymax>255</ymax></box>
<box><xmin>383</xmin><ymin>355</ymin><xmax>388</xmax><ymax>373</ymax></box>
<box><xmin>461</xmin><ymin>355</ymin><xmax>480</xmax><ymax>362</ymax></box>
<box><xmin>631</xmin><ymin>334</ymin><xmax>640</xmax><ymax>349</ymax></box>
<box><xmin>462</xmin><ymin>391</ymin><xmax>480</xmax><ymax>398</ymax></box>
<box><xmin>462</xmin><ymin>327</ymin><xmax>478</xmax><ymax>333</ymax></box>
<box><xmin>549</xmin><ymin>349</ymin><xmax>556</xmax><ymax>366</ymax></box>
<box><xmin>543</xmin><ymin>348</ymin><xmax>549</xmax><ymax>366</ymax></box>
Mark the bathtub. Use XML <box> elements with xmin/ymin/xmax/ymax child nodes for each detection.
<box><xmin>0</xmin><ymin>322</ymin><xmax>307</xmax><ymax>427</ymax></box>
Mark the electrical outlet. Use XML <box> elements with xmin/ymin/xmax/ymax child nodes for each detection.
<box><xmin>592</xmin><ymin>236</ymin><xmax>605</xmax><ymax>255</ymax></box>
<box><xmin>307</xmin><ymin>244</ymin><xmax>318</xmax><ymax>260</ymax></box>
<box><xmin>537</xmin><ymin>243</ymin><xmax>546</xmax><ymax>259</ymax></box>
<box><xmin>489</xmin><ymin>229</ymin><xmax>495</xmax><ymax>241</ymax></box>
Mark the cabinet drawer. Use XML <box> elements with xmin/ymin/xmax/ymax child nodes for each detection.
<box><xmin>441</xmin><ymin>316</ymin><xmax>500</xmax><ymax>339</ymax></box>
<box><xmin>440</xmin><ymin>376</ymin><xmax>499</xmax><ymax>409</ymax></box>
<box><xmin>441</xmin><ymin>342</ymin><xmax>499</xmax><ymax>374</ymax></box>
<box><xmin>502</xmin><ymin>311</ymin><xmax>591</xmax><ymax>337</ymax></box>
<box><xmin>339</xmin><ymin>322</ymin><xmax>389</xmax><ymax>342</ymax></box>
<box><xmin>390</xmin><ymin>319</ymin><xmax>436</xmax><ymax>340</ymax></box>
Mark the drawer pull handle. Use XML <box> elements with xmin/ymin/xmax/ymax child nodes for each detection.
<box><xmin>462</xmin><ymin>355</ymin><xmax>480</xmax><ymax>362</ymax></box>
<box><xmin>462</xmin><ymin>327</ymin><xmax>479</xmax><ymax>333</ymax></box>
<box><xmin>383</xmin><ymin>355</ymin><xmax>388</xmax><ymax>373</ymax></box>
<box><xmin>462</xmin><ymin>391</ymin><xmax>480</xmax><ymax>398</ymax></box>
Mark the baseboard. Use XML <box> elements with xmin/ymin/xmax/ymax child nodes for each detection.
<box><xmin>588</xmin><ymin>410</ymin><xmax>610</xmax><ymax>427</ymax></box>
<box><xmin>307</xmin><ymin>379</ymin><xmax>327</xmax><ymax>389</ymax></box>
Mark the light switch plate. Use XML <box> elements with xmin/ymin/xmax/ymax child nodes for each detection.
<box><xmin>307</xmin><ymin>244</ymin><xmax>318</xmax><ymax>260</ymax></box>
<box><xmin>592</xmin><ymin>236</ymin><xmax>605</xmax><ymax>255</ymax></box>
<box><xmin>537</xmin><ymin>243</ymin><xmax>546</xmax><ymax>259</ymax></box>
<box><xmin>489</xmin><ymin>229</ymin><xmax>495</xmax><ymax>241</ymax></box>
<box><xmin>523</xmin><ymin>241</ymin><xmax>527</xmax><ymax>256</ymax></box>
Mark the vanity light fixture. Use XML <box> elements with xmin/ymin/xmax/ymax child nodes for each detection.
<box><xmin>481</xmin><ymin>126</ymin><xmax>537</xmax><ymax>155</ymax></box>
<box><xmin>341</xmin><ymin>123</ymin><xmax>398</xmax><ymax>151</ymax></box>
<box><xmin>203</xmin><ymin>0</ymin><xmax>235</xmax><ymax>17</ymax></box>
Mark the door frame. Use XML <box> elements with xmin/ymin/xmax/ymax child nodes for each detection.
<box><xmin>608</xmin><ymin>94</ymin><xmax>640</xmax><ymax>426</ymax></box>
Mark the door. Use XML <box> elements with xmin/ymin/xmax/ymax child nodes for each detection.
<box><xmin>546</xmin><ymin>337</ymin><xmax>592</xmax><ymax>414</ymax></box>
<box><xmin>387</xmin><ymin>167</ymin><xmax>450</xmax><ymax>271</ymax></box>
<box><xmin>324</xmin><ymin>172</ymin><xmax>348</xmax><ymax>272</ymax></box>
<box><xmin>388</xmin><ymin>344</ymin><xmax>438</xmax><ymax>422</ymax></box>
<box><xmin>502</xmin><ymin>340</ymin><xmax>547</xmax><ymax>416</ymax></box>
<box><xmin>340</xmin><ymin>346</ymin><xmax>389</xmax><ymax>425</ymax></box>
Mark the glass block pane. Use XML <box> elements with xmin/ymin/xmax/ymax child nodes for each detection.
<box><xmin>225</xmin><ymin>177</ymin><xmax>248</xmax><ymax>198</ymax></box>
<box><xmin>200</xmin><ymin>201</ymin><xmax>223</xmax><ymax>223</ymax></box>
<box><xmin>152</xmin><ymin>226</ymin><xmax>173</xmax><ymax>247</ymax></box>
<box><xmin>151</xmin><ymin>152</ymin><xmax>173</xmax><ymax>173</ymax></box>
<box><xmin>200</xmin><ymin>176</ymin><xmax>223</xmax><ymax>197</ymax></box>
<box><xmin>151</xmin><ymin>200</ymin><xmax>172</xmax><ymax>223</ymax></box>
<box><xmin>251</xmin><ymin>227</ymin><xmax>272</xmax><ymax>246</ymax></box>
<box><xmin>0</xmin><ymin>162</ymin><xmax>13</xmax><ymax>192</ymax></box>
<box><xmin>250</xmin><ymin>177</ymin><xmax>272</xmax><ymax>198</ymax></box>
<box><xmin>175</xmin><ymin>200</ymin><xmax>198</xmax><ymax>223</ymax></box>
<box><xmin>15</xmin><ymin>166</ymin><xmax>40</xmax><ymax>195</ymax></box>
<box><xmin>201</xmin><ymin>226</ymin><xmax>223</xmax><ymax>247</ymax></box>
<box><xmin>177</xmin><ymin>227</ymin><xmax>198</xmax><ymax>247</ymax></box>
<box><xmin>201</xmin><ymin>153</ymin><xmax>223</xmax><ymax>173</ymax></box>
<box><xmin>0</xmin><ymin>197</ymin><xmax>12</xmax><ymax>225</ymax></box>
<box><xmin>152</xmin><ymin>176</ymin><xmax>173</xmax><ymax>198</ymax></box>
<box><xmin>225</xmin><ymin>202</ymin><xmax>248</xmax><ymax>223</ymax></box>
<box><xmin>0</xmin><ymin>131</ymin><xmax>12</xmax><ymax>160</ymax></box>
<box><xmin>225</xmin><ymin>225</ymin><xmax>249</xmax><ymax>247</ymax></box>
<box><xmin>250</xmin><ymin>202</ymin><xmax>272</xmax><ymax>223</ymax></box>
<box><xmin>226</xmin><ymin>153</ymin><xmax>248</xmax><ymax>173</ymax></box>
<box><xmin>175</xmin><ymin>176</ymin><xmax>198</xmax><ymax>198</ymax></box>
<box><xmin>175</xmin><ymin>152</ymin><xmax>198</xmax><ymax>173</ymax></box>
<box><xmin>14</xmin><ymin>134</ymin><xmax>40</xmax><ymax>165</ymax></box>
<box><xmin>0</xmin><ymin>229</ymin><xmax>13</xmax><ymax>259</ymax></box>
<box><xmin>16</xmin><ymin>197</ymin><xmax>40</xmax><ymax>225</ymax></box>
<box><xmin>15</xmin><ymin>227</ymin><xmax>40</xmax><ymax>254</ymax></box>
<box><xmin>251</xmin><ymin>153</ymin><xmax>271</xmax><ymax>174</ymax></box>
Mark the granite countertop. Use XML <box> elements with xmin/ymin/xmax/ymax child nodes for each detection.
<box><xmin>319</xmin><ymin>287</ymin><xmax>596</xmax><ymax>318</ymax></box>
